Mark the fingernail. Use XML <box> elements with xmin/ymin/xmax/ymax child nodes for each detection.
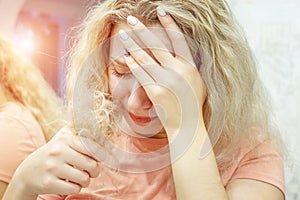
<box><xmin>123</xmin><ymin>49</ymin><xmax>130</xmax><ymax>57</ymax></box>
<box><xmin>157</xmin><ymin>7</ymin><xmax>166</xmax><ymax>17</ymax></box>
<box><xmin>127</xmin><ymin>15</ymin><xmax>138</xmax><ymax>26</ymax></box>
<box><xmin>119</xmin><ymin>30</ymin><xmax>129</xmax><ymax>40</ymax></box>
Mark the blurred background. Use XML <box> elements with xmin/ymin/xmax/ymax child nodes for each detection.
<box><xmin>0</xmin><ymin>0</ymin><xmax>299</xmax><ymax>199</ymax></box>
<box><xmin>0</xmin><ymin>0</ymin><xmax>97</xmax><ymax>96</ymax></box>
<box><xmin>228</xmin><ymin>0</ymin><xmax>300</xmax><ymax>199</ymax></box>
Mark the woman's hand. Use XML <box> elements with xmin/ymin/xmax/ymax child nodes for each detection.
<box><xmin>3</xmin><ymin>127</ymin><xmax>100</xmax><ymax>200</ymax></box>
<box><xmin>118</xmin><ymin>12</ymin><xmax>207</xmax><ymax>138</ymax></box>
<box><xmin>118</xmin><ymin>12</ymin><xmax>225</xmax><ymax>200</ymax></box>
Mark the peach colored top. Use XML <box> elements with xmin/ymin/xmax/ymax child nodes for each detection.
<box><xmin>0</xmin><ymin>102</ymin><xmax>46</xmax><ymax>183</ymax></box>
<box><xmin>0</xmin><ymin>104</ymin><xmax>284</xmax><ymax>199</ymax></box>
<box><xmin>40</xmin><ymin>134</ymin><xmax>285</xmax><ymax>199</ymax></box>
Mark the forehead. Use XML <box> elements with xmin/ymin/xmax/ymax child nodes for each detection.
<box><xmin>109</xmin><ymin>22</ymin><xmax>172</xmax><ymax>62</ymax></box>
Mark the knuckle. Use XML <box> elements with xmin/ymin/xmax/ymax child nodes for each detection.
<box><xmin>65</xmin><ymin>185</ymin><xmax>81</xmax><ymax>195</ymax></box>
<box><xmin>82</xmin><ymin>159</ymin><xmax>99</xmax><ymax>178</ymax></box>
<box><xmin>74</xmin><ymin>185</ymin><xmax>82</xmax><ymax>193</ymax></box>
<box><xmin>72</xmin><ymin>136</ymin><xmax>86</xmax><ymax>149</ymax></box>
<box><xmin>163</xmin><ymin>16</ymin><xmax>174</xmax><ymax>27</ymax></box>
<box><xmin>126</xmin><ymin>41</ymin><xmax>136</xmax><ymax>53</ymax></box>
<box><xmin>47</xmin><ymin>143</ymin><xmax>64</xmax><ymax>157</ymax></box>
<box><xmin>135</xmin><ymin>51</ymin><xmax>153</xmax><ymax>65</ymax></box>
<box><xmin>91</xmin><ymin>165</ymin><xmax>100</xmax><ymax>178</ymax></box>
<box><xmin>126</xmin><ymin>56</ymin><xmax>136</xmax><ymax>66</ymax></box>
<box><xmin>41</xmin><ymin>176</ymin><xmax>55</xmax><ymax>191</ymax></box>
<box><xmin>55</xmin><ymin>128</ymin><xmax>71</xmax><ymax>140</ymax></box>
<box><xmin>170</xmin><ymin>31</ymin><xmax>183</xmax><ymax>41</ymax></box>
<box><xmin>45</xmin><ymin>160</ymin><xmax>58</xmax><ymax>173</ymax></box>
<box><xmin>80</xmin><ymin>172</ymin><xmax>90</xmax><ymax>187</ymax></box>
<box><xmin>136</xmin><ymin>53</ymin><xmax>150</xmax><ymax>63</ymax></box>
<box><xmin>87</xmin><ymin>159</ymin><xmax>98</xmax><ymax>172</ymax></box>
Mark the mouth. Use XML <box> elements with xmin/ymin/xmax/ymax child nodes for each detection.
<box><xmin>128</xmin><ymin>112</ymin><xmax>158</xmax><ymax>125</ymax></box>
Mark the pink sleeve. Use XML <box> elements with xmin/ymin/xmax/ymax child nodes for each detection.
<box><xmin>0</xmin><ymin>113</ymin><xmax>45</xmax><ymax>183</ymax></box>
<box><xmin>231</xmin><ymin>140</ymin><xmax>285</xmax><ymax>195</ymax></box>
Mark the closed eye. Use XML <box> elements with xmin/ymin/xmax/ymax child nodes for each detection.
<box><xmin>112</xmin><ymin>67</ymin><xmax>125</xmax><ymax>78</ymax></box>
<box><xmin>111</xmin><ymin>66</ymin><xmax>131</xmax><ymax>78</ymax></box>
<box><xmin>110</xmin><ymin>58</ymin><xmax>131</xmax><ymax>78</ymax></box>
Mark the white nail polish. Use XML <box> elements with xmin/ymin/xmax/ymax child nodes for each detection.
<box><xmin>157</xmin><ymin>7</ymin><xmax>166</xmax><ymax>17</ymax></box>
<box><xmin>119</xmin><ymin>30</ymin><xmax>129</xmax><ymax>40</ymax></box>
<box><xmin>127</xmin><ymin>16</ymin><xmax>138</xmax><ymax>26</ymax></box>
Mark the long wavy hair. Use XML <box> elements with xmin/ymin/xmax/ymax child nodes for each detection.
<box><xmin>0</xmin><ymin>35</ymin><xmax>64</xmax><ymax>141</ymax></box>
<box><xmin>67</xmin><ymin>0</ymin><xmax>282</xmax><ymax>172</ymax></box>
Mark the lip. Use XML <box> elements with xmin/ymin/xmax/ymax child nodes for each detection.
<box><xmin>128</xmin><ymin>112</ymin><xmax>157</xmax><ymax>125</ymax></box>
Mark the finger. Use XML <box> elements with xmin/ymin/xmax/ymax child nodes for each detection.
<box><xmin>54</xmin><ymin>127</ymin><xmax>92</xmax><ymax>158</ymax></box>
<box><xmin>123</xmin><ymin>53</ymin><xmax>160</xmax><ymax>86</ymax></box>
<box><xmin>123</xmin><ymin>51</ymin><xmax>168</xmax><ymax>85</ymax></box>
<box><xmin>77</xmin><ymin>135</ymin><xmax>107</xmax><ymax>162</ymax></box>
<box><xmin>43</xmin><ymin>179</ymin><xmax>81</xmax><ymax>195</ymax></box>
<box><xmin>48</xmin><ymin>127</ymin><xmax>100</xmax><ymax>178</ymax></box>
<box><xmin>68</xmin><ymin>133</ymin><xmax>98</xmax><ymax>159</ymax></box>
<box><xmin>118</xmin><ymin>29</ymin><xmax>159</xmax><ymax>67</ymax></box>
<box><xmin>65</xmin><ymin>146</ymin><xmax>100</xmax><ymax>178</ymax></box>
<box><xmin>156</xmin><ymin>7</ymin><xmax>194</xmax><ymax>63</ymax></box>
<box><xmin>119</xmin><ymin>30</ymin><xmax>165</xmax><ymax>81</ymax></box>
<box><xmin>56</xmin><ymin>164</ymin><xmax>91</xmax><ymax>188</ymax></box>
<box><xmin>125</xmin><ymin>16</ymin><xmax>174</xmax><ymax>66</ymax></box>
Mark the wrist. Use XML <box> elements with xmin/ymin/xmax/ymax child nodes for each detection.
<box><xmin>166</xmin><ymin>117</ymin><xmax>206</xmax><ymax>140</ymax></box>
<box><xmin>3</xmin><ymin>171</ymin><xmax>38</xmax><ymax>200</ymax></box>
<box><xmin>167</xmin><ymin>118</ymin><xmax>208</xmax><ymax>159</ymax></box>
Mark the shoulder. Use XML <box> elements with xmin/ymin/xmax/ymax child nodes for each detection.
<box><xmin>226</xmin><ymin>137</ymin><xmax>285</xmax><ymax>196</ymax></box>
<box><xmin>0</xmin><ymin>102</ymin><xmax>44</xmax><ymax>138</ymax></box>
<box><xmin>0</xmin><ymin>102</ymin><xmax>46</xmax><ymax>183</ymax></box>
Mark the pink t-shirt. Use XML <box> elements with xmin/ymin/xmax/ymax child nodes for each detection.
<box><xmin>40</xmin><ymin>133</ymin><xmax>285</xmax><ymax>199</ymax></box>
<box><xmin>0</xmin><ymin>102</ymin><xmax>46</xmax><ymax>183</ymax></box>
<box><xmin>0</xmin><ymin>103</ymin><xmax>284</xmax><ymax>199</ymax></box>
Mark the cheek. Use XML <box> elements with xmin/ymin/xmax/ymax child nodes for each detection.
<box><xmin>108</xmin><ymin>73</ymin><xmax>119</xmax><ymax>95</ymax></box>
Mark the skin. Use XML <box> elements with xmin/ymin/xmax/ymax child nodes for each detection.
<box><xmin>2</xmin><ymin>127</ymin><xmax>101</xmax><ymax>200</ymax></box>
<box><xmin>2</xmin><ymin>9</ymin><xmax>284</xmax><ymax>200</ymax></box>
<box><xmin>109</xmin><ymin>12</ymin><xmax>284</xmax><ymax>200</ymax></box>
<box><xmin>108</xmin><ymin>22</ymin><xmax>172</xmax><ymax>138</ymax></box>
<box><xmin>0</xmin><ymin>80</ymin><xmax>101</xmax><ymax>199</ymax></box>
<box><xmin>0</xmin><ymin>181</ymin><xmax>7</xmax><ymax>200</ymax></box>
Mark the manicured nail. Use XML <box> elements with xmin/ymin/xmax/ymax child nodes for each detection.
<box><xmin>119</xmin><ymin>30</ymin><xmax>129</xmax><ymax>40</ymax></box>
<box><xmin>127</xmin><ymin>15</ymin><xmax>138</xmax><ymax>26</ymax></box>
<box><xmin>123</xmin><ymin>49</ymin><xmax>130</xmax><ymax>57</ymax></box>
<box><xmin>157</xmin><ymin>7</ymin><xmax>166</xmax><ymax>17</ymax></box>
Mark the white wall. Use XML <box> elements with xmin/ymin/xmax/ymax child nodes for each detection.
<box><xmin>228</xmin><ymin>0</ymin><xmax>300</xmax><ymax>199</ymax></box>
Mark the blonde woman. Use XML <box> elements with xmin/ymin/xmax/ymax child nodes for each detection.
<box><xmin>4</xmin><ymin>0</ymin><xmax>285</xmax><ymax>199</ymax></box>
<box><xmin>0</xmin><ymin>34</ymin><xmax>68</xmax><ymax>198</ymax></box>
<box><xmin>0</xmin><ymin>35</ymin><xmax>101</xmax><ymax>200</ymax></box>
<box><xmin>0</xmin><ymin>33</ymin><xmax>92</xmax><ymax>197</ymax></box>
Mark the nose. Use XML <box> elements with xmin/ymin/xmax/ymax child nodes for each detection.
<box><xmin>127</xmin><ymin>84</ymin><xmax>152</xmax><ymax>110</ymax></box>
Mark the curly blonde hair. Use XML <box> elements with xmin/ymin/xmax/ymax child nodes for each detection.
<box><xmin>67</xmin><ymin>0</ymin><xmax>282</xmax><ymax>172</ymax></box>
<box><xmin>0</xmin><ymin>35</ymin><xmax>64</xmax><ymax>141</ymax></box>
